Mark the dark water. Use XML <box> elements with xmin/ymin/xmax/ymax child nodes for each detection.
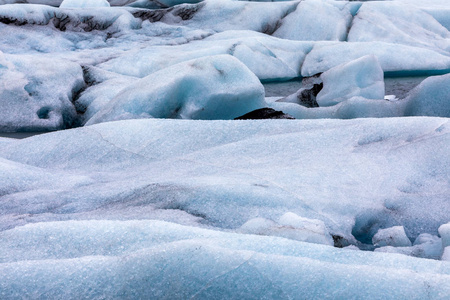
<box><xmin>0</xmin><ymin>132</ymin><xmax>46</xmax><ymax>139</ymax></box>
<box><xmin>263</xmin><ymin>76</ymin><xmax>427</xmax><ymax>99</ymax></box>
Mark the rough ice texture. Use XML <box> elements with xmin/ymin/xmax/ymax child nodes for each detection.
<box><xmin>316</xmin><ymin>55</ymin><xmax>385</xmax><ymax>107</ymax></box>
<box><xmin>374</xmin><ymin>233</ymin><xmax>443</xmax><ymax>260</ymax></box>
<box><xmin>301</xmin><ymin>42</ymin><xmax>450</xmax><ymax>77</ymax></box>
<box><xmin>348</xmin><ymin>2</ymin><xmax>450</xmax><ymax>53</ymax></box>
<box><xmin>443</xmin><ymin>247</ymin><xmax>450</xmax><ymax>261</ymax></box>
<box><xmin>273</xmin><ymin>0</ymin><xmax>353</xmax><ymax>41</ymax></box>
<box><xmin>439</xmin><ymin>223</ymin><xmax>450</xmax><ymax>248</ymax></box>
<box><xmin>97</xmin><ymin>30</ymin><xmax>313</xmax><ymax>81</ymax></box>
<box><xmin>240</xmin><ymin>212</ymin><xmax>333</xmax><ymax>246</ymax></box>
<box><xmin>1</xmin><ymin>220</ymin><xmax>450</xmax><ymax>299</ymax></box>
<box><xmin>60</xmin><ymin>0</ymin><xmax>110</xmax><ymax>8</ymax></box>
<box><xmin>0</xmin><ymin>51</ymin><xmax>84</xmax><ymax>132</ymax></box>
<box><xmin>373</xmin><ymin>226</ymin><xmax>412</xmax><ymax>247</ymax></box>
<box><xmin>86</xmin><ymin>55</ymin><xmax>265</xmax><ymax>124</ymax></box>
<box><xmin>1</xmin><ymin>118</ymin><xmax>449</xmax><ymax>243</ymax></box>
<box><xmin>403</xmin><ymin>73</ymin><xmax>450</xmax><ymax>117</ymax></box>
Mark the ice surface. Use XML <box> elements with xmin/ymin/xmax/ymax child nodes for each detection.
<box><xmin>86</xmin><ymin>55</ymin><xmax>265</xmax><ymax>124</ymax></box>
<box><xmin>316</xmin><ymin>55</ymin><xmax>385</xmax><ymax>107</ymax></box>
<box><xmin>373</xmin><ymin>226</ymin><xmax>412</xmax><ymax>247</ymax></box>
<box><xmin>403</xmin><ymin>73</ymin><xmax>450</xmax><ymax>117</ymax></box>
<box><xmin>273</xmin><ymin>0</ymin><xmax>352</xmax><ymax>41</ymax></box>
<box><xmin>240</xmin><ymin>212</ymin><xmax>333</xmax><ymax>246</ymax></box>
<box><xmin>302</xmin><ymin>42</ymin><xmax>450</xmax><ymax>77</ymax></box>
<box><xmin>1</xmin><ymin>0</ymin><xmax>450</xmax><ymax>296</ymax></box>
<box><xmin>439</xmin><ymin>223</ymin><xmax>450</xmax><ymax>248</ymax></box>
<box><xmin>374</xmin><ymin>233</ymin><xmax>443</xmax><ymax>260</ymax></box>
<box><xmin>97</xmin><ymin>30</ymin><xmax>313</xmax><ymax>81</ymax></box>
<box><xmin>443</xmin><ymin>247</ymin><xmax>450</xmax><ymax>261</ymax></box>
<box><xmin>1</xmin><ymin>219</ymin><xmax>450</xmax><ymax>299</ymax></box>
<box><xmin>348</xmin><ymin>2</ymin><xmax>450</xmax><ymax>53</ymax></box>
<box><xmin>0</xmin><ymin>51</ymin><xmax>84</xmax><ymax>132</ymax></box>
<box><xmin>60</xmin><ymin>0</ymin><xmax>110</xmax><ymax>8</ymax></box>
<box><xmin>1</xmin><ymin>117</ymin><xmax>449</xmax><ymax>242</ymax></box>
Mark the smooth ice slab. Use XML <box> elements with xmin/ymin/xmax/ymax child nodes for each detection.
<box><xmin>403</xmin><ymin>73</ymin><xmax>450</xmax><ymax>118</ymax></box>
<box><xmin>316</xmin><ymin>55</ymin><xmax>385</xmax><ymax>107</ymax></box>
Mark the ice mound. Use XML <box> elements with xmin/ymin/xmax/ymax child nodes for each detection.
<box><xmin>372</xmin><ymin>226</ymin><xmax>412</xmax><ymax>247</ymax></box>
<box><xmin>60</xmin><ymin>0</ymin><xmax>110</xmax><ymax>8</ymax></box>
<box><xmin>403</xmin><ymin>73</ymin><xmax>450</xmax><ymax>117</ymax></box>
<box><xmin>375</xmin><ymin>233</ymin><xmax>443</xmax><ymax>260</ymax></box>
<box><xmin>301</xmin><ymin>42</ymin><xmax>450</xmax><ymax>77</ymax></box>
<box><xmin>97</xmin><ymin>30</ymin><xmax>313</xmax><ymax>81</ymax></box>
<box><xmin>439</xmin><ymin>222</ymin><xmax>450</xmax><ymax>248</ymax></box>
<box><xmin>1</xmin><ymin>220</ymin><xmax>450</xmax><ymax>299</ymax></box>
<box><xmin>1</xmin><ymin>117</ymin><xmax>449</xmax><ymax>242</ymax></box>
<box><xmin>316</xmin><ymin>55</ymin><xmax>385</xmax><ymax>107</ymax></box>
<box><xmin>240</xmin><ymin>212</ymin><xmax>333</xmax><ymax>246</ymax></box>
<box><xmin>273</xmin><ymin>0</ymin><xmax>352</xmax><ymax>41</ymax></box>
<box><xmin>0</xmin><ymin>51</ymin><xmax>84</xmax><ymax>132</ymax></box>
<box><xmin>349</xmin><ymin>1</ymin><xmax>450</xmax><ymax>53</ymax></box>
<box><xmin>86</xmin><ymin>55</ymin><xmax>265</xmax><ymax>124</ymax></box>
<box><xmin>178</xmin><ymin>0</ymin><xmax>297</xmax><ymax>33</ymax></box>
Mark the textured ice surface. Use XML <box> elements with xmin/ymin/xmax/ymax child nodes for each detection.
<box><xmin>372</xmin><ymin>226</ymin><xmax>412</xmax><ymax>247</ymax></box>
<box><xmin>1</xmin><ymin>118</ymin><xmax>449</xmax><ymax>241</ymax></box>
<box><xmin>1</xmin><ymin>220</ymin><xmax>450</xmax><ymax>299</ymax></box>
<box><xmin>273</xmin><ymin>0</ymin><xmax>352</xmax><ymax>41</ymax></box>
<box><xmin>302</xmin><ymin>42</ymin><xmax>450</xmax><ymax>77</ymax></box>
<box><xmin>240</xmin><ymin>212</ymin><xmax>334</xmax><ymax>246</ymax></box>
<box><xmin>1</xmin><ymin>0</ymin><xmax>450</xmax><ymax>296</ymax></box>
<box><xmin>97</xmin><ymin>30</ymin><xmax>313</xmax><ymax>81</ymax></box>
<box><xmin>317</xmin><ymin>55</ymin><xmax>385</xmax><ymax>107</ymax></box>
<box><xmin>86</xmin><ymin>55</ymin><xmax>265</xmax><ymax>124</ymax></box>
<box><xmin>349</xmin><ymin>2</ymin><xmax>450</xmax><ymax>53</ymax></box>
<box><xmin>404</xmin><ymin>73</ymin><xmax>450</xmax><ymax>117</ymax></box>
<box><xmin>440</xmin><ymin>223</ymin><xmax>450</xmax><ymax>248</ymax></box>
<box><xmin>0</xmin><ymin>51</ymin><xmax>84</xmax><ymax>132</ymax></box>
<box><xmin>60</xmin><ymin>0</ymin><xmax>110</xmax><ymax>8</ymax></box>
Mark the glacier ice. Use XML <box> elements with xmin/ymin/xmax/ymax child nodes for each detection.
<box><xmin>86</xmin><ymin>55</ymin><xmax>265</xmax><ymax>124</ymax></box>
<box><xmin>302</xmin><ymin>41</ymin><xmax>450</xmax><ymax>77</ymax></box>
<box><xmin>0</xmin><ymin>0</ymin><xmax>450</xmax><ymax>297</ymax></box>
<box><xmin>348</xmin><ymin>1</ymin><xmax>450</xmax><ymax>53</ymax></box>
<box><xmin>273</xmin><ymin>0</ymin><xmax>352</xmax><ymax>41</ymax></box>
<box><xmin>240</xmin><ymin>212</ymin><xmax>334</xmax><ymax>246</ymax></box>
<box><xmin>404</xmin><ymin>73</ymin><xmax>450</xmax><ymax>117</ymax></box>
<box><xmin>0</xmin><ymin>51</ymin><xmax>84</xmax><ymax>132</ymax></box>
<box><xmin>316</xmin><ymin>55</ymin><xmax>385</xmax><ymax>107</ymax></box>
<box><xmin>60</xmin><ymin>0</ymin><xmax>110</xmax><ymax>8</ymax></box>
<box><xmin>372</xmin><ymin>226</ymin><xmax>412</xmax><ymax>247</ymax></box>
<box><xmin>1</xmin><ymin>220</ymin><xmax>450</xmax><ymax>299</ymax></box>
